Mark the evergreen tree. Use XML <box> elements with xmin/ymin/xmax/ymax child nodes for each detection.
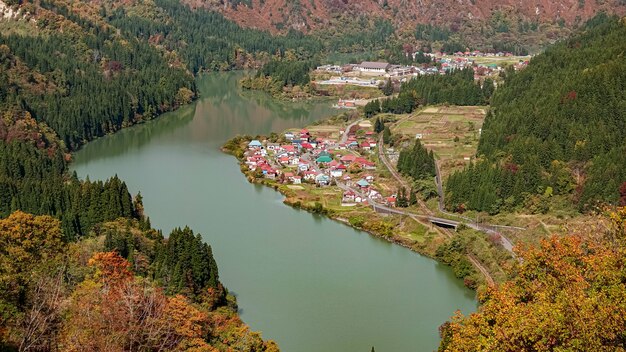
<box><xmin>397</xmin><ymin>140</ymin><xmax>436</xmax><ymax>180</ymax></box>
<box><xmin>383</xmin><ymin>126</ymin><xmax>392</xmax><ymax>145</ymax></box>
<box><xmin>396</xmin><ymin>187</ymin><xmax>409</xmax><ymax>208</ymax></box>
<box><xmin>374</xmin><ymin>117</ymin><xmax>385</xmax><ymax>133</ymax></box>
<box><xmin>409</xmin><ymin>188</ymin><xmax>418</xmax><ymax>206</ymax></box>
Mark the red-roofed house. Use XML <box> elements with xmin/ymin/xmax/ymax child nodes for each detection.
<box><xmin>340</xmin><ymin>154</ymin><xmax>357</xmax><ymax>164</ymax></box>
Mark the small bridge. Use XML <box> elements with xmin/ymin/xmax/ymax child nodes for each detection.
<box><xmin>427</xmin><ymin>217</ymin><xmax>459</xmax><ymax>229</ymax></box>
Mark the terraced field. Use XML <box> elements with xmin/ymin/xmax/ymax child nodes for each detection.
<box><xmin>390</xmin><ymin>106</ymin><xmax>487</xmax><ymax>179</ymax></box>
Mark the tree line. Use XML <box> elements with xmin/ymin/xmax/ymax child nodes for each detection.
<box><xmin>363</xmin><ymin>69</ymin><xmax>492</xmax><ymax>118</ymax></box>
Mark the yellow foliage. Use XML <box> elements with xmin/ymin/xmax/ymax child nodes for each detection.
<box><xmin>440</xmin><ymin>208</ymin><xmax>626</xmax><ymax>351</ymax></box>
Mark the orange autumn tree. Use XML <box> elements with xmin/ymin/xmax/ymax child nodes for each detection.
<box><xmin>62</xmin><ymin>251</ymin><xmax>215</xmax><ymax>352</ymax></box>
<box><xmin>439</xmin><ymin>207</ymin><xmax>626</xmax><ymax>351</ymax></box>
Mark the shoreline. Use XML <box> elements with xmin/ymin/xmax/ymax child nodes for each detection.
<box><xmin>221</xmin><ymin>139</ymin><xmax>483</xmax><ymax>289</ymax></box>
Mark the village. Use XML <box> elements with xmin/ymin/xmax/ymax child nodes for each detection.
<box><xmin>242</xmin><ymin>121</ymin><xmax>403</xmax><ymax>208</ymax></box>
<box><xmin>315</xmin><ymin>51</ymin><xmax>530</xmax><ymax>88</ymax></box>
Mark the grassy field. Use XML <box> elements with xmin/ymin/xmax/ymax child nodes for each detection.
<box><xmin>390</xmin><ymin>105</ymin><xmax>487</xmax><ymax>179</ymax></box>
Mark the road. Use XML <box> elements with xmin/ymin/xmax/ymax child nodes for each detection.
<box><xmin>339</xmin><ymin>119</ymin><xmax>363</xmax><ymax>145</ymax></box>
<box><xmin>433</xmin><ymin>159</ymin><xmax>518</xmax><ymax>254</ymax></box>
<box><xmin>304</xmin><ymin>133</ymin><xmax>500</xmax><ymax>284</ymax></box>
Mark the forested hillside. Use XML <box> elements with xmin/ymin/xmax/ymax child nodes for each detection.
<box><xmin>446</xmin><ymin>15</ymin><xmax>626</xmax><ymax>214</ymax></box>
<box><xmin>199</xmin><ymin>0</ymin><xmax>626</xmax><ymax>55</ymax></box>
<box><xmin>0</xmin><ymin>1</ymin><xmax>281</xmax><ymax>349</ymax></box>
<box><xmin>0</xmin><ymin>213</ymin><xmax>278</xmax><ymax>351</ymax></box>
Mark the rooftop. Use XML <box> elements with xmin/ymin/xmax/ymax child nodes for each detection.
<box><xmin>359</xmin><ymin>61</ymin><xmax>391</xmax><ymax>70</ymax></box>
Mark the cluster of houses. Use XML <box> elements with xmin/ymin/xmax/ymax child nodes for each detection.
<box><xmin>242</xmin><ymin>127</ymin><xmax>399</xmax><ymax>208</ymax></box>
<box><xmin>317</xmin><ymin>51</ymin><xmax>529</xmax><ymax>84</ymax></box>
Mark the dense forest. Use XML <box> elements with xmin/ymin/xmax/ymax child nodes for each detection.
<box><xmin>0</xmin><ymin>1</ymin><xmax>281</xmax><ymax>349</ymax></box>
<box><xmin>446</xmin><ymin>15</ymin><xmax>626</xmax><ymax>213</ymax></box>
<box><xmin>108</xmin><ymin>0</ymin><xmax>323</xmax><ymax>73</ymax></box>
<box><xmin>240</xmin><ymin>59</ymin><xmax>316</xmax><ymax>96</ymax></box>
<box><xmin>398</xmin><ymin>139</ymin><xmax>436</xmax><ymax>181</ymax></box>
<box><xmin>0</xmin><ymin>1</ymin><xmax>196</xmax><ymax>149</ymax></box>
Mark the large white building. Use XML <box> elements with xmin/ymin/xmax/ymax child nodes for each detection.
<box><xmin>357</xmin><ymin>61</ymin><xmax>390</xmax><ymax>73</ymax></box>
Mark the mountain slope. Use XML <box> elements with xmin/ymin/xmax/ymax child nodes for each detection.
<box><xmin>192</xmin><ymin>0</ymin><xmax>625</xmax><ymax>33</ymax></box>
<box><xmin>445</xmin><ymin>15</ymin><xmax>626</xmax><ymax>213</ymax></box>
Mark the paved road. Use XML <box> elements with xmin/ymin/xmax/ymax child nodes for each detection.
<box><xmin>339</xmin><ymin>119</ymin><xmax>363</xmax><ymax>145</ymax></box>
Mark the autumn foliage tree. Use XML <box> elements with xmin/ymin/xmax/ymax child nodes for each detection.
<box><xmin>62</xmin><ymin>251</ymin><xmax>214</xmax><ymax>352</ymax></box>
<box><xmin>0</xmin><ymin>211</ymin><xmax>65</xmax><ymax>350</ymax></box>
<box><xmin>439</xmin><ymin>207</ymin><xmax>626</xmax><ymax>351</ymax></box>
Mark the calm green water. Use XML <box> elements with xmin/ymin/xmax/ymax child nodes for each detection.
<box><xmin>72</xmin><ymin>72</ymin><xmax>476</xmax><ymax>352</ymax></box>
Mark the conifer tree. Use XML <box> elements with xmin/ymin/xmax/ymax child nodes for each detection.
<box><xmin>383</xmin><ymin>126</ymin><xmax>392</xmax><ymax>145</ymax></box>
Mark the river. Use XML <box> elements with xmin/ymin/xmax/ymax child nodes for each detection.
<box><xmin>72</xmin><ymin>72</ymin><xmax>476</xmax><ymax>352</ymax></box>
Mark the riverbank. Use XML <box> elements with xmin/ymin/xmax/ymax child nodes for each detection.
<box><xmin>240</xmin><ymin>71</ymin><xmax>384</xmax><ymax>102</ymax></box>
<box><xmin>222</xmin><ymin>118</ymin><xmax>504</xmax><ymax>289</ymax></box>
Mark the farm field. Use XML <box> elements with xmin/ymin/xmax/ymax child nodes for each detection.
<box><xmin>390</xmin><ymin>106</ymin><xmax>487</xmax><ymax>179</ymax></box>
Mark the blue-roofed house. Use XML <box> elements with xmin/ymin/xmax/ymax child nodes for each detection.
<box><xmin>316</xmin><ymin>155</ymin><xmax>333</xmax><ymax>163</ymax></box>
<box><xmin>248</xmin><ymin>140</ymin><xmax>263</xmax><ymax>149</ymax></box>
<box><xmin>356</xmin><ymin>179</ymin><xmax>370</xmax><ymax>189</ymax></box>
<box><xmin>315</xmin><ymin>174</ymin><xmax>330</xmax><ymax>186</ymax></box>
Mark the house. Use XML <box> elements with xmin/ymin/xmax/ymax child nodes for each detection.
<box><xmin>266</xmin><ymin>143</ymin><xmax>279</xmax><ymax>151</ymax></box>
<box><xmin>355</xmin><ymin>157</ymin><xmax>376</xmax><ymax>170</ymax></box>
<box><xmin>292</xmin><ymin>176</ymin><xmax>302</xmax><ymax>184</ymax></box>
<box><xmin>282</xmin><ymin>145</ymin><xmax>296</xmax><ymax>154</ymax></box>
<box><xmin>363</xmin><ymin>174</ymin><xmax>375</xmax><ymax>183</ymax></box>
<box><xmin>316</xmin><ymin>155</ymin><xmax>333</xmax><ymax>164</ymax></box>
<box><xmin>357</xmin><ymin>61</ymin><xmax>391</xmax><ymax>73</ymax></box>
<box><xmin>303</xmin><ymin>171</ymin><xmax>318</xmax><ymax>182</ymax></box>
<box><xmin>356</xmin><ymin>179</ymin><xmax>370</xmax><ymax>189</ymax></box>
<box><xmin>369</xmin><ymin>190</ymin><xmax>382</xmax><ymax>201</ymax></box>
<box><xmin>342</xmin><ymin>191</ymin><xmax>356</xmax><ymax>203</ymax></box>
<box><xmin>317</xmin><ymin>150</ymin><xmax>331</xmax><ymax>157</ymax></box>
<box><xmin>315</xmin><ymin>174</ymin><xmax>330</xmax><ymax>186</ymax></box>
<box><xmin>289</xmin><ymin>157</ymin><xmax>300</xmax><ymax>166</ymax></box>
<box><xmin>360</xmin><ymin>141</ymin><xmax>371</xmax><ymax>151</ymax></box>
<box><xmin>328</xmin><ymin>160</ymin><xmax>341</xmax><ymax>169</ymax></box>
<box><xmin>279</xmin><ymin>156</ymin><xmax>290</xmax><ymax>165</ymax></box>
<box><xmin>386</xmin><ymin>196</ymin><xmax>396</xmax><ymax>207</ymax></box>
<box><xmin>285</xmin><ymin>132</ymin><xmax>295</xmax><ymax>140</ymax></box>
<box><xmin>298</xmin><ymin>163</ymin><xmax>310</xmax><ymax>172</ymax></box>
<box><xmin>248</xmin><ymin>140</ymin><xmax>263</xmax><ymax>149</ymax></box>
<box><xmin>340</xmin><ymin>154</ymin><xmax>357</xmax><ymax>164</ymax></box>
<box><xmin>301</xmin><ymin>142</ymin><xmax>314</xmax><ymax>151</ymax></box>
<box><xmin>330</xmin><ymin>169</ymin><xmax>343</xmax><ymax>178</ymax></box>
<box><xmin>264</xmin><ymin>169</ymin><xmax>278</xmax><ymax>179</ymax></box>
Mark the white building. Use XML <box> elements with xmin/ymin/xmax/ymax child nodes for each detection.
<box><xmin>357</xmin><ymin>61</ymin><xmax>390</xmax><ymax>73</ymax></box>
